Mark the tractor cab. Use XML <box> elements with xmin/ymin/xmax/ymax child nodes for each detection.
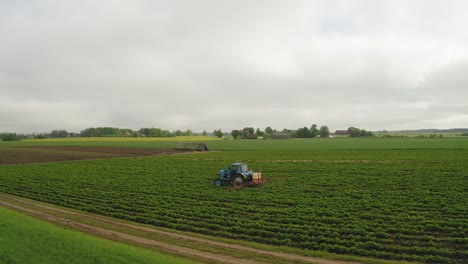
<box><xmin>229</xmin><ymin>163</ymin><xmax>248</xmax><ymax>174</ymax></box>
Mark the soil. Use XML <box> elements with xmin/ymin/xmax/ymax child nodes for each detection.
<box><xmin>0</xmin><ymin>147</ymin><xmax>194</xmax><ymax>165</ymax></box>
<box><xmin>0</xmin><ymin>193</ymin><xmax>361</xmax><ymax>264</ymax></box>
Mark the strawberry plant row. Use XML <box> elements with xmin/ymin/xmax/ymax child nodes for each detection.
<box><xmin>0</xmin><ymin>147</ymin><xmax>467</xmax><ymax>263</ymax></box>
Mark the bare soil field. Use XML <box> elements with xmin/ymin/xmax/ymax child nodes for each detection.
<box><xmin>0</xmin><ymin>146</ymin><xmax>192</xmax><ymax>165</ymax></box>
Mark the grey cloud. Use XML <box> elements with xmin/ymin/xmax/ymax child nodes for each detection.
<box><xmin>1</xmin><ymin>0</ymin><xmax>467</xmax><ymax>133</ymax></box>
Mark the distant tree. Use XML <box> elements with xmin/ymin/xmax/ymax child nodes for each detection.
<box><xmin>213</xmin><ymin>129</ymin><xmax>223</xmax><ymax>138</ymax></box>
<box><xmin>120</xmin><ymin>129</ymin><xmax>133</xmax><ymax>136</ymax></box>
<box><xmin>101</xmin><ymin>127</ymin><xmax>122</xmax><ymax>136</ymax></box>
<box><xmin>310</xmin><ymin>124</ymin><xmax>319</xmax><ymax>138</ymax></box>
<box><xmin>202</xmin><ymin>130</ymin><xmax>207</xmax><ymax>136</ymax></box>
<box><xmin>148</xmin><ymin>128</ymin><xmax>162</xmax><ymax>137</ymax></box>
<box><xmin>241</xmin><ymin>127</ymin><xmax>254</xmax><ymax>138</ymax></box>
<box><xmin>160</xmin><ymin>129</ymin><xmax>174</xmax><ymax>137</ymax></box>
<box><xmin>138</xmin><ymin>128</ymin><xmax>149</xmax><ymax>136</ymax></box>
<box><xmin>50</xmin><ymin>130</ymin><xmax>68</xmax><ymax>138</ymax></box>
<box><xmin>360</xmin><ymin>129</ymin><xmax>373</xmax><ymax>137</ymax></box>
<box><xmin>348</xmin><ymin>127</ymin><xmax>373</xmax><ymax>137</ymax></box>
<box><xmin>138</xmin><ymin>128</ymin><xmax>174</xmax><ymax>137</ymax></box>
<box><xmin>290</xmin><ymin>131</ymin><xmax>297</xmax><ymax>138</ymax></box>
<box><xmin>120</xmin><ymin>128</ymin><xmax>133</xmax><ymax>133</ymax></box>
<box><xmin>175</xmin><ymin>130</ymin><xmax>183</xmax><ymax>136</ymax></box>
<box><xmin>35</xmin><ymin>134</ymin><xmax>48</xmax><ymax>139</ymax></box>
<box><xmin>231</xmin><ymin>130</ymin><xmax>241</xmax><ymax>139</ymax></box>
<box><xmin>1</xmin><ymin>133</ymin><xmax>20</xmax><ymax>141</ymax></box>
<box><xmin>347</xmin><ymin>127</ymin><xmax>361</xmax><ymax>137</ymax></box>
<box><xmin>81</xmin><ymin>127</ymin><xmax>122</xmax><ymax>137</ymax></box>
<box><xmin>320</xmin><ymin>126</ymin><xmax>330</xmax><ymax>138</ymax></box>
<box><xmin>296</xmin><ymin>127</ymin><xmax>311</xmax><ymax>138</ymax></box>
<box><xmin>360</xmin><ymin>129</ymin><xmax>368</xmax><ymax>137</ymax></box>
<box><xmin>265</xmin><ymin>127</ymin><xmax>273</xmax><ymax>134</ymax></box>
<box><xmin>175</xmin><ymin>129</ymin><xmax>193</xmax><ymax>136</ymax></box>
<box><xmin>255</xmin><ymin>128</ymin><xmax>264</xmax><ymax>137</ymax></box>
<box><xmin>81</xmin><ymin>127</ymin><xmax>98</xmax><ymax>137</ymax></box>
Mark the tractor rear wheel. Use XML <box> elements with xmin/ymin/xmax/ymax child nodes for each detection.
<box><xmin>232</xmin><ymin>175</ymin><xmax>244</xmax><ymax>187</ymax></box>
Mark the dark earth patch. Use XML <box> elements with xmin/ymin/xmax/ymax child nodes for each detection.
<box><xmin>0</xmin><ymin>147</ymin><xmax>192</xmax><ymax>165</ymax></box>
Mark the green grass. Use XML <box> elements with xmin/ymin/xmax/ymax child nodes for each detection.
<box><xmin>2</xmin><ymin>136</ymin><xmax>468</xmax><ymax>150</ymax></box>
<box><xmin>210</xmin><ymin>137</ymin><xmax>468</xmax><ymax>150</ymax></box>
<box><xmin>0</xmin><ymin>206</ymin><xmax>200</xmax><ymax>264</ymax></box>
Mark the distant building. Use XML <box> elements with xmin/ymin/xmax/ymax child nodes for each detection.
<box><xmin>334</xmin><ymin>130</ymin><xmax>349</xmax><ymax>135</ymax></box>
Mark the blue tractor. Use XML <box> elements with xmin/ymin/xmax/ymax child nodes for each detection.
<box><xmin>214</xmin><ymin>162</ymin><xmax>263</xmax><ymax>187</ymax></box>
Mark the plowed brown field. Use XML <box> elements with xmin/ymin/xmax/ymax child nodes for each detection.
<box><xmin>0</xmin><ymin>146</ymin><xmax>192</xmax><ymax>165</ymax></box>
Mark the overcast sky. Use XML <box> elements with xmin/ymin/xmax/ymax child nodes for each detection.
<box><xmin>1</xmin><ymin>0</ymin><xmax>467</xmax><ymax>133</ymax></box>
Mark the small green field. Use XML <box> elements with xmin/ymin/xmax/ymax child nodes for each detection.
<box><xmin>0</xmin><ymin>206</ymin><xmax>199</xmax><ymax>264</ymax></box>
<box><xmin>2</xmin><ymin>136</ymin><xmax>467</xmax><ymax>150</ymax></box>
<box><xmin>0</xmin><ymin>137</ymin><xmax>467</xmax><ymax>263</ymax></box>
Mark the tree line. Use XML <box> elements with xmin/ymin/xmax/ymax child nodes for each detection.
<box><xmin>226</xmin><ymin>125</ymin><xmax>330</xmax><ymax>139</ymax></box>
<box><xmin>347</xmin><ymin>127</ymin><xmax>373</xmax><ymax>137</ymax></box>
<box><xmin>226</xmin><ymin>125</ymin><xmax>375</xmax><ymax>139</ymax></box>
<box><xmin>295</xmin><ymin>124</ymin><xmax>330</xmax><ymax>138</ymax></box>
<box><xmin>1</xmin><ymin>125</ymin><xmax>375</xmax><ymax>141</ymax></box>
<box><xmin>0</xmin><ymin>130</ymin><xmax>81</xmax><ymax>141</ymax></box>
<box><xmin>80</xmin><ymin>127</ymin><xmax>193</xmax><ymax>137</ymax></box>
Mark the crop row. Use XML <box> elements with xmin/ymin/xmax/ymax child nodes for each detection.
<box><xmin>0</xmin><ymin>150</ymin><xmax>467</xmax><ymax>263</ymax></box>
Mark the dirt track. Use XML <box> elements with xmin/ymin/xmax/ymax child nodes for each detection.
<box><xmin>0</xmin><ymin>194</ymin><xmax>361</xmax><ymax>264</ymax></box>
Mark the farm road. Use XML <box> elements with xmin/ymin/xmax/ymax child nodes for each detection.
<box><xmin>0</xmin><ymin>193</ymin><xmax>361</xmax><ymax>264</ymax></box>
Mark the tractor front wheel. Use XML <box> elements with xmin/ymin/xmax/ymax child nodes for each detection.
<box><xmin>232</xmin><ymin>175</ymin><xmax>244</xmax><ymax>187</ymax></box>
<box><xmin>214</xmin><ymin>179</ymin><xmax>223</xmax><ymax>187</ymax></box>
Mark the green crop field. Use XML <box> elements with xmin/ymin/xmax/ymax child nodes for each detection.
<box><xmin>0</xmin><ymin>137</ymin><xmax>467</xmax><ymax>263</ymax></box>
<box><xmin>3</xmin><ymin>136</ymin><xmax>467</xmax><ymax>150</ymax></box>
<box><xmin>0</xmin><ymin>206</ymin><xmax>199</xmax><ymax>264</ymax></box>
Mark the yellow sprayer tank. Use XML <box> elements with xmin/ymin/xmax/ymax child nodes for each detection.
<box><xmin>252</xmin><ymin>172</ymin><xmax>262</xmax><ymax>181</ymax></box>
